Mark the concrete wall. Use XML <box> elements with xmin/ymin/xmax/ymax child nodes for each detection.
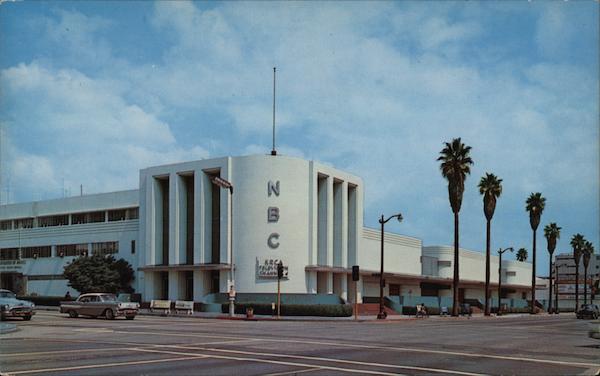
<box><xmin>360</xmin><ymin>229</ymin><xmax>422</xmax><ymax>275</ymax></box>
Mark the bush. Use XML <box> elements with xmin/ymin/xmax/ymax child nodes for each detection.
<box><xmin>221</xmin><ymin>303</ymin><xmax>352</xmax><ymax>317</ymax></box>
<box><xmin>17</xmin><ymin>296</ymin><xmax>69</xmax><ymax>306</ymax></box>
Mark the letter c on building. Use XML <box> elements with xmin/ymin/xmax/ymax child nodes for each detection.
<box><xmin>267</xmin><ymin>233</ymin><xmax>280</xmax><ymax>249</ymax></box>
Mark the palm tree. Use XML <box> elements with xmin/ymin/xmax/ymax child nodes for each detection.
<box><xmin>516</xmin><ymin>248</ymin><xmax>528</xmax><ymax>261</ymax></box>
<box><xmin>544</xmin><ymin>223</ymin><xmax>561</xmax><ymax>313</ymax></box>
<box><xmin>478</xmin><ymin>173</ymin><xmax>502</xmax><ymax>316</ymax></box>
<box><xmin>570</xmin><ymin>233</ymin><xmax>585</xmax><ymax>312</ymax></box>
<box><xmin>525</xmin><ymin>192</ymin><xmax>545</xmax><ymax>314</ymax></box>
<box><xmin>582</xmin><ymin>240</ymin><xmax>595</xmax><ymax>305</ymax></box>
<box><xmin>438</xmin><ymin>138</ymin><xmax>473</xmax><ymax>316</ymax></box>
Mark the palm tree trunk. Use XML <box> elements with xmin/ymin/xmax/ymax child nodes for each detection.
<box><xmin>575</xmin><ymin>263</ymin><xmax>579</xmax><ymax>312</ymax></box>
<box><xmin>452</xmin><ymin>211</ymin><xmax>460</xmax><ymax>317</ymax></box>
<box><xmin>531</xmin><ymin>229</ymin><xmax>536</xmax><ymax>314</ymax></box>
<box><xmin>485</xmin><ymin>219</ymin><xmax>491</xmax><ymax>316</ymax></box>
<box><xmin>548</xmin><ymin>254</ymin><xmax>553</xmax><ymax>314</ymax></box>
<box><xmin>584</xmin><ymin>266</ymin><xmax>588</xmax><ymax>305</ymax></box>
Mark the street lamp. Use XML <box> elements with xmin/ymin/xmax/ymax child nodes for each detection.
<box><xmin>211</xmin><ymin>176</ymin><xmax>234</xmax><ymax>317</ymax></box>
<box><xmin>377</xmin><ymin>213</ymin><xmax>403</xmax><ymax>320</ymax></box>
<box><xmin>497</xmin><ymin>247</ymin><xmax>513</xmax><ymax>316</ymax></box>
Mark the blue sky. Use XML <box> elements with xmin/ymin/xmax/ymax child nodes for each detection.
<box><xmin>0</xmin><ymin>1</ymin><xmax>598</xmax><ymax>271</ymax></box>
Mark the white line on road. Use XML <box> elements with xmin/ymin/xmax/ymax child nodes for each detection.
<box><xmin>4</xmin><ymin>355</ymin><xmax>208</xmax><ymax>375</ymax></box>
<box><xmin>107</xmin><ymin>329</ymin><xmax>600</xmax><ymax>368</ymax></box>
<box><xmin>263</xmin><ymin>367</ymin><xmax>323</xmax><ymax>376</ymax></box>
<box><xmin>0</xmin><ymin>347</ymin><xmax>140</xmax><ymax>358</ymax></box>
<box><xmin>167</xmin><ymin>345</ymin><xmax>485</xmax><ymax>376</ymax></box>
<box><xmin>131</xmin><ymin>347</ymin><xmax>403</xmax><ymax>376</ymax></box>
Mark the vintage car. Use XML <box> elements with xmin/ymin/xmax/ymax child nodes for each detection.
<box><xmin>60</xmin><ymin>293</ymin><xmax>139</xmax><ymax>320</ymax></box>
<box><xmin>0</xmin><ymin>289</ymin><xmax>35</xmax><ymax>321</ymax></box>
<box><xmin>577</xmin><ymin>304</ymin><xmax>600</xmax><ymax>320</ymax></box>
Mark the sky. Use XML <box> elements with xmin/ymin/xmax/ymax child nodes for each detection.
<box><xmin>0</xmin><ymin>1</ymin><xmax>598</xmax><ymax>272</ymax></box>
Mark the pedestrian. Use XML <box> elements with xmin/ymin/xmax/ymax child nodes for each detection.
<box><xmin>65</xmin><ymin>291</ymin><xmax>72</xmax><ymax>300</ymax></box>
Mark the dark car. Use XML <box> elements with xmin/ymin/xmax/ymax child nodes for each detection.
<box><xmin>576</xmin><ymin>304</ymin><xmax>599</xmax><ymax>319</ymax></box>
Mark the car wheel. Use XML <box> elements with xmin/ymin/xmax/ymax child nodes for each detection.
<box><xmin>105</xmin><ymin>309</ymin><xmax>115</xmax><ymax>320</ymax></box>
<box><xmin>68</xmin><ymin>310</ymin><xmax>78</xmax><ymax>318</ymax></box>
<box><xmin>126</xmin><ymin>316</ymin><xmax>135</xmax><ymax>320</ymax></box>
<box><xmin>23</xmin><ymin>315</ymin><xmax>32</xmax><ymax>321</ymax></box>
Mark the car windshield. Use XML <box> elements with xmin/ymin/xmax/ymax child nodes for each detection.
<box><xmin>117</xmin><ymin>294</ymin><xmax>131</xmax><ymax>302</ymax></box>
<box><xmin>100</xmin><ymin>294</ymin><xmax>117</xmax><ymax>302</ymax></box>
<box><xmin>0</xmin><ymin>291</ymin><xmax>15</xmax><ymax>299</ymax></box>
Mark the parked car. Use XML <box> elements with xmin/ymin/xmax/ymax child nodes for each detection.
<box><xmin>576</xmin><ymin>304</ymin><xmax>599</xmax><ymax>320</ymax></box>
<box><xmin>60</xmin><ymin>293</ymin><xmax>139</xmax><ymax>320</ymax></box>
<box><xmin>0</xmin><ymin>289</ymin><xmax>35</xmax><ymax>321</ymax></box>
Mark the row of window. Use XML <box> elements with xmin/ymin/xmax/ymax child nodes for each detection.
<box><xmin>0</xmin><ymin>208</ymin><xmax>138</xmax><ymax>231</ymax></box>
<box><xmin>0</xmin><ymin>241</ymin><xmax>121</xmax><ymax>260</ymax></box>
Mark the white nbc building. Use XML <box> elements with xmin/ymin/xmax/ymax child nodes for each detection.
<box><xmin>0</xmin><ymin>154</ymin><xmax>534</xmax><ymax>309</ymax></box>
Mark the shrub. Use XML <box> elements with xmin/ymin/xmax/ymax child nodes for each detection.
<box><xmin>221</xmin><ymin>303</ymin><xmax>352</xmax><ymax>317</ymax></box>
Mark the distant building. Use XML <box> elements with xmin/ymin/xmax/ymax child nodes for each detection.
<box><xmin>553</xmin><ymin>252</ymin><xmax>600</xmax><ymax>309</ymax></box>
<box><xmin>1</xmin><ymin>154</ymin><xmax>534</xmax><ymax>308</ymax></box>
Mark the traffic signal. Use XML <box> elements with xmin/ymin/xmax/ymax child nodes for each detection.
<box><xmin>352</xmin><ymin>265</ymin><xmax>360</xmax><ymax>281</ymax></box>
<box><xmin>277</xmin><ymin>261</ymin><xmax>284</xmax><ymax>279</ymax></box>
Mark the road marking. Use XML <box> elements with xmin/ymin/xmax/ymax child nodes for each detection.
<box><xmin>73</xmin><ymin>328</ymin><xmax>114</xmax><ymax>333</ymax></box>
<box><xmin>263</xmin><ymin>367</ymin><xmax>323</xmax><ymax>376</ymax></box>
<box><xmin>108</xmin><ymin>329</ymin><xmax>600</xmax><ymax>368</ymax></box>
<box><xmin>166</xmin><ymin>345</ymin><xmax>484</xmax><ymax>376</ymax></box>
<box><xmin>5</xmin><ymin>355</ymin><xmax>208</xmax><ymax>375</ymax></box>
<box><xmin>131</xmin><ymin>347</ymin><xmax>402</xmax><ymax>375</ymax></box>
<box><xmin>0</xmin><ymin>347</ymin><xmax>138</xmax><ymax>358</ymax></box>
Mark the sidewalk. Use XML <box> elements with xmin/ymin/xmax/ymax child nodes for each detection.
<box><xmin>35</xmin><ymin>305</ymin><xmax>537</xmax><ymax>322</ymax></box>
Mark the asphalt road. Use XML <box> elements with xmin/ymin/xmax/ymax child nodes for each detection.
<box><xmin>0</xmin><ymin>311</ymin><xmax>598</xmax><ymax>375</ymax></box>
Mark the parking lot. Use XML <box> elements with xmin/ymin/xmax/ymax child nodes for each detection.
<box><xmin>0</xmin><ymin>311</ymin><xmax>598</xmax><ymax>375</ymax></box>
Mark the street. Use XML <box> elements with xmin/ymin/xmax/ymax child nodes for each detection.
<box><xmin>0</xmin><ymin>311</ymin><xmax>598</xmax><ymax>375</ymax></box>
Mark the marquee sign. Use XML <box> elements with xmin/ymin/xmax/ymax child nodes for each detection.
<box><xmin>256</xmin><ymin>258</ymin><xmax>288</xmax><ymax>279</ymax></box>
<box><xmin>0</xmin><ymin>260</ymin><xmax>25</xmax><ymax>271</ymax></box>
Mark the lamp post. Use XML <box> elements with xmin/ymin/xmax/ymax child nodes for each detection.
<box><xmin>211</xmin><ymin>176</ymin><xmax>234</xmax><ymax>317</ymax></box>
<box><xmin>497</xmin><ymin>247</ymin><xmax>513</xmax><ymax>316</ymax></box>
<box><xmin>377</xmin><ymin>213</ymin><xmax>403</xmax><ymax>320</ymax></box>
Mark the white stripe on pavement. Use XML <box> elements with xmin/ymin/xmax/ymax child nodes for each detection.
<box><xmin>5</xmin><ymin>355</ymin><xmax>208</xmax><ymax>375</ymax></box>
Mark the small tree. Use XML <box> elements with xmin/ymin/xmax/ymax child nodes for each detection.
<box><xmin>63</xmin><ymin>254</ymin><xmax>135</xmax><ymax>294</ymax></box>
<box><xmin>516</xmin><ymin>248</ymin><xmax>528</xmax><ymax>262</ymax></box>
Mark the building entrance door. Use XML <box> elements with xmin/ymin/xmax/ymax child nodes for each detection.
<box><xmin>0</xmin><ymin>273</ymin><xmax>25</xmax><ymax>295</ymax></box>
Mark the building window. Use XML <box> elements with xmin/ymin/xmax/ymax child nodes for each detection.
<box><xmin>108</xmin><ymin>207</ymin><xmax>139</xmax><ymax>221</ymax></box>
<box><xmin>72</xmin><ymin>211</ymin><xmax>105</xmax><ymax>225</ymax></box>
<box><xmin>131</xmin><ymin>240</ymin><xmax>135</xmax><ymax>254</ymax></box>
<box><xmin>0</xmin><ymin>248</ymin><xmax>19</xmax><ymax>260</ymax></box>
<box><xmin>21</xmin><ymin>246</ymin><xmax>51</xmax><ymax>259</ymax></box>
<box><xmin>38</xmin><ymin>215</ymin><xmax>69</xmax><ymax>227</ymax></box>
<box><xmin>15</xmin><ymin>218</ymin><xmax>33</xmax><ymax>229</ymax></box>
<box><xmin>108</xmin><ymin>209</ymin><xmax>126</xmax><ymax>221</ymax></box>
<box><xmin>0</xmin><ymin>220</ymin><xmax>12</xmax><ymax>231</ymax></box>
<box><xmin>127</xmin><ymin>208</ymin><xmax>138</xmax><ymax>220</ymax></box>
<box><xmin>56</xmin><ymin>244</ymin><xmax>88</xmax><ymax>257</ymax></box>
<box><xmin>92</xmin><ymin>241</ymin><xmax>118</xmax><ymax>256</ymax></box>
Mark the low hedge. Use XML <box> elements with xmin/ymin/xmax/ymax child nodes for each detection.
<box><xmin>221</xmin><ymin>303</ymin><xmax>352</xmax><ymax>317</ymax></box>
<box><xmin>17</xmin><ymin>296</ymin><xmax>72</xmax><ymax>306</ymax></box>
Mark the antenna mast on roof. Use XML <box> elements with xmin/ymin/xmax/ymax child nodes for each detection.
<box><xmin>271</xmin><ymin>67</ymin><xmax>277</xmax><ymax>156</ymax></box>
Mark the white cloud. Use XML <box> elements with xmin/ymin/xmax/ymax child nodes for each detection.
<box><xmin>1</xmin><ymin>63</ymin><xmax>208</xmax><ymax>201</ymax></box>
